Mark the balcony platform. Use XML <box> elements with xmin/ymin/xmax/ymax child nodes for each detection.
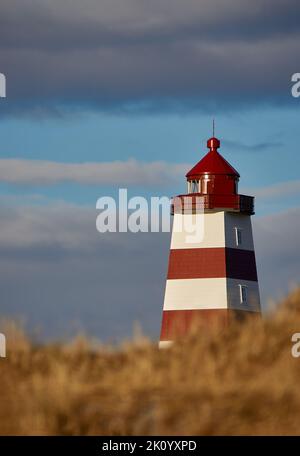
<box><xmin>171</xmin><ymin>193</ymin><xmax>254</xmax><ymax>215</ymax></box>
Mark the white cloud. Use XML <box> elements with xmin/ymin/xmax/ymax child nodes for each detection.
<box><xmin>0</xmin><ymin>158</ymin><xmax>188</xmax><ymax>186</ymax></box>
<box><xmin>1</xmin><ymin>158</ymin><xmax>300</xmax><ymax>205</ymax></box>
<box><xmin>244</xmin><ymin>180</ymin><xmax>300</xmax><ymax>199</ymax></box>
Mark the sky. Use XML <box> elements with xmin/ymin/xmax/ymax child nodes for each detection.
<box><xmin>0</xmin><ymin>0</ymin><xmax>299</xmax><ymax>341</ymax></box>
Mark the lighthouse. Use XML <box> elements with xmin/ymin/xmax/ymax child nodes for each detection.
<box><xmin>160</xmin><ymin>136</ymin><xmax>261</xmax><ymax>347</ymax></box>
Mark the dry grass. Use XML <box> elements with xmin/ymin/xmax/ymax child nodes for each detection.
<box><xmin>1</xmin><ymin>289</ymin><xmax>300</xmax><ymax>435</ymax></box>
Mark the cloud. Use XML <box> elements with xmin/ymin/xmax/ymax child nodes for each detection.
<box><xmin>0</xmin><ymin>158</ymin><xmax>188</xmax><ymax>186</ymax></box>
<box><xmin>222</xmin><ymin>139</ymin><xmax>283</xmax><ymax>153</ymax></box>
<box><xmin>1</xmin><ymin>0</ymin><xmax>299</xmax><ymax>50</ymax></box>
<box><xmin>0</xmin><ymin>198</ymin><xmax>298</xmax><ymax>341</ymax></box>
<box><xmin>1</xmin><ymin>158</ymin><xmax>299</xmax><ymax>204</ymax></box>
<box><xmin>246</xmin><ymin>180</ymin><xmax>300</xmax><ymax>199</ymax></box>
<box><xmin>254</xmin><ymin>207</ymin><xmax>300</xmax><ymax>304</ymax></box>
<box><xmin>0</xmin><ymin>0</ymin><xmax>299</xmax><ymax>115</ymax></box>
<box><xmin>0</xmin><ymin>201</ymin><xmax>169</xmax><ymax>341</ymax></box>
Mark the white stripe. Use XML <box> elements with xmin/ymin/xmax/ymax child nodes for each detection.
<box><xmin>170</xmin><ymin>211</ymin><xmax>256</xmax><ymax>251</ymax></box>
<box><xmin>159</xmin><ymin>341</ymin><xmax>173</xmax><ymax>349</ymax></box>
<box><xmin>224</xmin><ymin>212</ymin><xmax>255</xmax><ymax>250</ymax></box>
<box><xmin>163</xmin><ymin>278</ymin><xmax>228</xmax><ymax>310</ymax></box>
<box><xmin>170</xmin><ymin>212</ymin><xmax>225</xmax><ymax>249</ymax></box>
<box><xmin>227</xmin><ymin>278</ymin><xmax>260</xmax><ymax>312</ymax></box>
<box><xmin>163</xmin><ymin>278</ymin><xmax>260</xmax><ymax>312</ymax></box>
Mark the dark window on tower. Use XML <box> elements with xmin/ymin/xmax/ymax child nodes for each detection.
<box><xmin>235</xmin><ymin>227</ymin><xmax>242</xmax><ymax>246</ymax></box>
<box><xmin>239</xmin><ymin>285</ymin><xmax>248</xmax><ymax>304</ymax></box>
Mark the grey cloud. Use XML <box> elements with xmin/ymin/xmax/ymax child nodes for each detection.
<box><xmin>0</xmin><ymin>201</ymin><xmax>169</xmax><ymax>341</ymax></box>
<box><xmin>223</xmin><ymin>139</ymin><xmax>283</xmax><ymax>153</ymax></box>
<box><xmin>0</xmin><ymin>200</ymin><xmax>299</xmax><ymax>341</ymax></box>
<box><xmin>1</xmin><ymin>0</ymin><xmax>300</xmax><ymax>50</ymax></box>
<box><xmin>0</xmin><ymin>0</ymin><xmax>299</xmax><ymax>114</ymax></box>
<box><xmin>254</xmin><ymin>208</ymin><xmax>300</xmax><ymax>305</ymax></box>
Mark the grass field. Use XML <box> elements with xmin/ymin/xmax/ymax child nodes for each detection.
<box><xmin>1</xmin><ymin>288</ymin><xmax>300</xmax><ymax>435</ymax></box>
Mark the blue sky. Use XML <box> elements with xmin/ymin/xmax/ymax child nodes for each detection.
<box><xmin>0</xmin><ymin>0</ymin><xmax>299</xmax><ymax>341</ymax></box>
<box><xmin>0</xmin><ymin>106</ymin><xmax>299</xmax><ymax>215</ymax></box>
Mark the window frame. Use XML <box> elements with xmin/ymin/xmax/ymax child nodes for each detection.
<box><xmin>239</xmin><ymin>284</ymin><xmax>248</xmax><ymax>304</ymax></box>
<box><xmin>235</xmin><ymin>227</ymin><xmax>242</xmax><ymax>246</ymax></box>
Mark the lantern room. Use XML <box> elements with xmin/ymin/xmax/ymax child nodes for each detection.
<box><xmin>186</xmin><ymin>137</ymin><xmax>240</xmax><ymax>196</ymax></box>
<box><xmin>172</xmin><ymin>136</ymin><xmax>254</xmax><ymax>215</ymax></box>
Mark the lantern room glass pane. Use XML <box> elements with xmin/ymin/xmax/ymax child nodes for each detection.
<box><xmin>190</xmin><ymin>180</ymin><xmax>199</xmax><ymax>193</ymax></box>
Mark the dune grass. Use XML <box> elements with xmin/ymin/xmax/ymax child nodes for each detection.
<box><xmin>1</xmin><ymin>288</ymin><xmax>300</xmax><ymax>435</ymax></box>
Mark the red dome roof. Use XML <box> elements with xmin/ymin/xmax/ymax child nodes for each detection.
<box><xmin>186</xmin><ymin>137</ymin><xmax>240</xmax><ymax>179</ymax></box>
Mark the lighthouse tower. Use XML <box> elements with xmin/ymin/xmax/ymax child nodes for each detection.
<box><xmin>160</xmin><ymin>136</ymin><xmax>261</xmax><ymax>347</ymax></box>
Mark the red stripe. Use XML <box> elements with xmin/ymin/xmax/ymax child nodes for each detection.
<box><xmin>167</xmin><ymin>247</ymin><xmax>226</xmax><ymax>279</ymax></box>
<box><xmin>167</xmin><ymin>247</ymin><xmax>257</xmax><ymax>281</ymax></box>
<box><xmin>160</xmin><ymin>309</ymin><xmax>260</xmax><ymax>341</ymax></box>
<box><xmin>225</xmin><ymin>248</ymin><xmax>258</xmax><ymax>281</ymax></box>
